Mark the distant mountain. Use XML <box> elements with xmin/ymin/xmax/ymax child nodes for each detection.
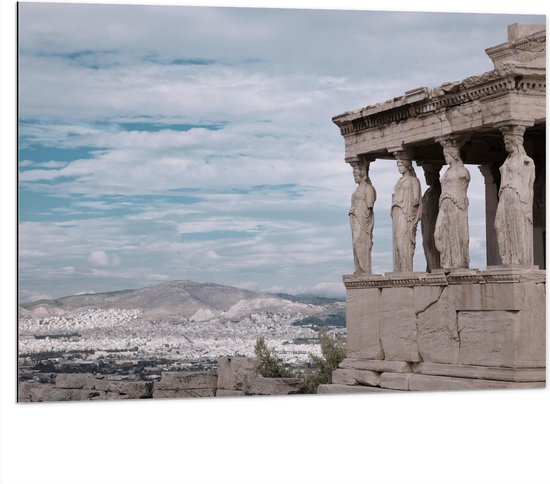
<box><xmin>19</xmin><ymin>280</ymin><xmax>332</xmax><ymax>320</ymax></box>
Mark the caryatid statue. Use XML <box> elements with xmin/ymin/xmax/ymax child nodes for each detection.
<box><xmin>494</xmin><ymin>125</ymin><xmax>535</xmax><ymax>266</ymax></box>
<box><xmin>434</xmin><ymin>139</ymin><xmax>471</xmax><ymax>270</ymax></box>
<box><xmin>349</xmin><ymin>158</ymin><xmax>376</xmax><ymax>275</ymax></box>
<box><xmin>421</xmin><ymin>163</ymin><xmax>442</xmax><ymax>272</ymax></box>
<box><xmin>391</xmin><ymin>151</ymin><xmax>421</xmax><ymax>272</ymax></box>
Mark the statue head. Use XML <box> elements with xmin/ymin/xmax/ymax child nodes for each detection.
<box><xmin>351</xmin><ymin>161</ymin><xmax>369</xmax><ymax>184</ymax></box>
<box><xmin>503</xmin><ymin>133</ymin><xmax>525</xmax><ymax>155</ymax></box>
<box><xmin>500</xmin><ymin>125</ymin><xmax>526</xmax><ymax>155</ymax></box>
<box><xmin>396</xmin><ymin>158</ymin><xmax>414</xmax><ymax>176</ymax></box>
<box><xmin>442</xmin><ymin>145</ymin><xmax>462</xmax><ymax>166</ymax></box>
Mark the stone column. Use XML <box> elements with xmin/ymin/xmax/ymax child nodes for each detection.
<box><xmin>433</xmin><ymin>136</ymin><xmax>471</xmax><ymax>270</ymax></box>
<box><xmin>494</xmin><ymin>122</ymin><xmax>536</xmax><ymax>266</ymax></box>
<box><xmin>420</xmin><ymin>162</ymin><xmax>442</xmax><ymax>272</ymax></box>
<box><xmin>347</xmin><ymin>155</ymin><xmax>376</xmax><ymax>275</ymax></box>
<box><xmin>532</xmin><ymin>133</ymin><xmax>546</xmax><ymax>269</ymax></box>
<box><xmin>478</xmin><ymin>163</ymin><xmax>502</xmax><ymax>266</ymax></box>
<box><xmin>390</xmin><ymin>149</ymin><xmax>421</xmax><ymax>273</ymax></box>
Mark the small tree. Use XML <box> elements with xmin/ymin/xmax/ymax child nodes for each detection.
<box><xmin>254</xmin><ymin>337</ymin><xmax>294</xmax><ymax>378</ymax></box>
<box><xmin>304</xmin><ymin>332</ymin><xmax>346</xmax><ymax>393</ymax></box>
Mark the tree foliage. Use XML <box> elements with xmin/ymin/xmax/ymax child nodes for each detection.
<box><xmin>303</xmin><ymin>332</ymin><xmax>346</xmax><ymax>394</ymax></box>
<box><xmin>254</xmin><ymin>336</ymin><xmax>294</xmax><ymax>378</ymax></box>
<box><xmin>254</xmin><ymin>332</ymin><xmax>345</xmax><ymax>393</ymax></box>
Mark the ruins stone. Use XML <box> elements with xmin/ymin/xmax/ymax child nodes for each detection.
<box><xmin>153</xmin><ymin>388</ymin><xmax>216</xmax><ymax>399</ymax></box>
<box><xmin>55</xmin><ymin>373</ymin><xmax>101</xmax><ymax>389</ymax></box>
<box><xmin>339</xmin><ymin>358</ymin><xmax>411</xmax><ymax>373</ymax></box>
<box><xmin>155</xmin><ymin>372</ymin><xmax>217</xmax><ymax>391</ymax></box>
<box><xmin>317</xmin><ymin>384</ymin><xmax>400</xmax><ymax>394</ymax></box>
<box><xmin>331</xmin><ymin>368</ymin><xmax>380</xmax><ymax>387</ymax></box>
<box><xmin>408</xmin><ymin>374</ymin><xmax>545</xmax><ymax>391</ymax></box>
<box><xmin>413</xmin><ymin>362</ymin><xmax>545</xmax><ymax>382</ymax></box>
<box><xmin>105</xmin><ymin>381</ymin><xmax>153</xmax><ymax>399</ymax></box>
<box><xmin>379</xmin><ymin>372</ymin><xmax>412</xmax><ymax>391</ymax></box>
<box><xmin>415</xmin><ymin>286</ymin><xmax>459</xmax><ymax>364</ymax></box>
<box><xmin>345</xmin><ymin>287</ymin><xmax>383</xmax><ymax>359</ymax></box>
<box><xmin>243</xmin><ymin>376</ymin><xmax>304</xmax><ymax>396</ymax></box>
<box><xmin>217</xmin><ymin>356</ymin><xmax>258</xmax><ymax>391</ymax></box>
<box><xmin>457</xmin><ymin>310</ymin><xmax>519</xmax><ymax>367</ymax></box>
<box><xmin>379</xmin><ymin>287</ymin><xmax>420</xmax><ymax>362</ymax></box>
<box><xmin>216</xmin><ymin>389</ymin><xmax>246</xmax><ymax>397</ymax></box>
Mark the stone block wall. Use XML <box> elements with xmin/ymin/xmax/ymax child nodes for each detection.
<box><xmin>216</xmin><ymin>356</ymin><xmax>305</xmax><ymax>396</ymax></box>
<box><xmin>18</xmin><ymin>357</ymin><xmax>305</xmax><ymax>403</ymax></box>
<box><xmin>326</xmin><ymin>268</ymin><xmax>546</xmax><ymax>393</ymax></box>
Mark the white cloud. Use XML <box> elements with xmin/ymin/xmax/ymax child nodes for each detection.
<box><xmin>87</xmin><ymin>250</ymin><xmax>120</xmax><ymax>267</ymax></box>
<box><xmin>17</xmin><ymin>5</ymin><xmax>541</xmax><ymax>299</ymax></box>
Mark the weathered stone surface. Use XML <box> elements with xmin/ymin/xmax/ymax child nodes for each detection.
<box><xmin>415</xmin><ymin>286</ymin><xmax>459</xmax><ymax>364</ymax></box>
<box><xmin>317</xmin><ymin>384</ymin><xmax>399</xmax><ymax>394</ymax></box>
<box><xmin>31</xmin><ymin>387</ymin><xmax>101</xmax><ymax>402</ymax></box>
<box><xmin>105</xmin><ymin>381</ymin><xmax>153</xmax><ymax>399</ymax></box>
<box><xmin>340</xmin><ymin>358</ymin><xmax>411</xmax><ymax>373</ymax></box>
<box><xmin>243</xmin><ymin>376</ymin><xmax>304</xmax><ymax>396</ymax></box>
<box><xmin>408</xmin><ymin>374</ymin><xmax>545</xmax><ymax>391</ymax></box>
<box><xmin>153</xmin><ymin>388</ymin><xmax>216</xmax><ymax>399</ymax></box>
<box><xmin>379</xmin><ymin>372</ymin><xmax>412</xmax><ymax>390</ymax></box>
<box><xmin>458</xmin><ymin>310</ymin><xmax>519</xmax><ymax>367</ymax></box>
<box><xmin>379</xmin><ymin>287</ymin><xmax>420</xmax><ymax>362</ymax></box>
<box><xmin>217</xmin><ymin>356</ymin><xmax>258</xmax><ymax>391</ymax></box>
<box><xmin>216</xmin><ymin>389</ymin><xmax>246</xmax><ymax>397</ymax></box>
<box><xmin>20</xmin><ymin>378</ymin><xmax>153</xmax><ymax>401</ymax></box>
<box><xmin>345</xmin><ymin>287</ymin><xmax>383</xmax><ymax>359</ymax></box>
<box><xmin>517</xmin><ymin>283</ymin><xmax>546</xmax><ymax>367</ymax></box>
<box><xmin>331</xmin><ymin>368</ymin><xmax>380</xmax><ymax>387</ymax></box>
<box><xmin>55</xmin><ymin>373</ymin><xmax>104</xmax><ymax>389</ymax></box>
<box><xmin>18</xmin><ymin>382</ymin><xmax>44</xmax><ymax>402</ymax></box>
<box><xmin>155</xmin><ymin>372</ymin><xmax>217</xmax><ymax>391</ymax></box>
<box><xmin>413</xmin><ymin>362</ymin><xmax>545</xmax><ymax>382</ymax></box>
<box><xmin>453</xmin><ymin>282</ymin><xmax>533</xmax><ymax>311</ymax></box>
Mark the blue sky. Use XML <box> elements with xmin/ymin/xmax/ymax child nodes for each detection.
<box><xmin>18</xmin><ymin>4</ymin><xmax>545</xmax><ymax>301</ymax></box>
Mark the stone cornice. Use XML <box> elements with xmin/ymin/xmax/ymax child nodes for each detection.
<box><xmin>486</xmin><ymin>27</ymin><xmax>545</xmax><ymax>68</ymax></box>
<box><xmin>342</xmin><ymin>268</ymin><xmax>545</xmax><ymax>289</ymax></box>
<box><xmin>333</xmin><ymin>67</ymin><xmax>545</xmax><ymax>137</ymax></box>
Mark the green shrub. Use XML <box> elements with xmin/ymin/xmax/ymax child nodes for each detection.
<box><xmin>254</xmin><ymin>337</ymin><xmax>294</xmax><ymax>378</ymax></box>
<box><xmin>303</xmin><ymin>332</ymin><xmax>346</xmax><ymax>394</ymax></box>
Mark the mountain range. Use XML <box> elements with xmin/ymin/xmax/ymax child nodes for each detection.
<box><xmin>19</xmin><ymin>280</ymin><xmax>343</xmax><ymax>320</ymax></box>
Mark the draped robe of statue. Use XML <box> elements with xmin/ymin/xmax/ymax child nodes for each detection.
<box><xmin>350</xmin><ymin>176</ymin><xmax>376</xmax><ymax>274</ymax></box>
<box><xmin>421</xmin><ymin>168</ymin><xmax>441</xmax><ymax>272</ymax></box>
<box><xmin>494</xmin><ymin>143</ymin><xmax>535</xmax><ymax>266</ymax></box>
<box><xmin>391</xmin><ymin>171</ymin><xmax>421</xmax><ymax>272</ymax></box>
<box><xmin>434</xmin><ymin>153</ymin><xmax>471</xmax><ymax>269</ymax></box>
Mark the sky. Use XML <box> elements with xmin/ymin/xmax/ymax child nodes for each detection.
<box><xmin>18</xmin><ymin>3</ymin><xmax>545</xmax><ymax>302</ymax></box>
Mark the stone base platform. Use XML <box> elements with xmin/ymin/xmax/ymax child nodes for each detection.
<box><xmin>319</xmin><ymin>359</ymin><xmax>545</xmax><ymax>394</ymax></box>
<box><xmin>326</xmin><ymin>267</ymin><xmax>546</xmax><ymax>394</ymax></box>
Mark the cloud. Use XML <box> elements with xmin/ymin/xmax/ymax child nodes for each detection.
<box><xmin>87</xmin><ymin>250</ymin><xmax>121</xmax><ymax>267</ymax></box>
<box><xmin>17</xmin><ymin>4</ymin><xmax>542</xmax><ymax>300</ymax></box>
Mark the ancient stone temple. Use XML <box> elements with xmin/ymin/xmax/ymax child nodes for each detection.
<box><xmin>319</xmin><ymin>24</ymin><xmax>546</xmax><ymax>393</ymax></box>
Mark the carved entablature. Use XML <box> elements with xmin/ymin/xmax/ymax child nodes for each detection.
<box><xmin>333</xmin><ymin>68</ymin><xmax>545</xmax><ymax>137</ymax></box>
<box><xmin>342</xmin><ymin>268</ymin><xmax>545</xmax><ymax>289</ymax></box>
